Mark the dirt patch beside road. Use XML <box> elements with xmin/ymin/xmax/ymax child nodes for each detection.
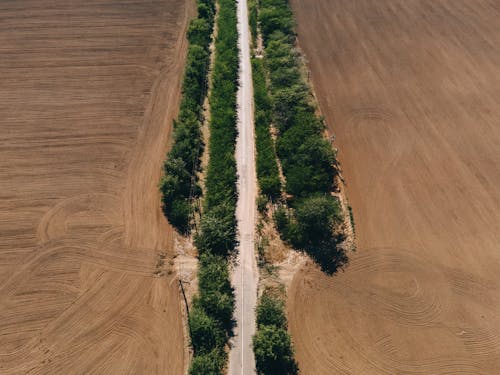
<box><xmin>288</xmin><ymin>0</ymin><xmax>500</xmax><ymax>373</ymax></box>
<box><xmin>0</xmin><ymin>1</ymin><xmax>193</xmax><ymax>373</ymax></box>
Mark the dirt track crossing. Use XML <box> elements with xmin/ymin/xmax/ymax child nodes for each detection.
<box><xmin>0</xmin><ymin>1</ymin><xmax>192</xmax><ymax>373</ymax></box>
<box><xmin>288</xmin><ymin>0</ymin><xmax>500</xmax><ymax>374</ymax></box>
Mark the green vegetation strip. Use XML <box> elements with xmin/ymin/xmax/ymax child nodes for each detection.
<box><xmin>189</xmin><ymin>0</ymin><xmax>239</xmax><ymax>373</ymax></box>
<box><xmin>252</xmin><ymin>57</ymin><xmax>281</xmax><ymax>200</ymax></box>
<box><xmin>248</xmin><ymin>0</ymin><xmax>258</xmax><ymax>45</ymax></box>
<box><xmin>258</xmin><ymin>0</ymin><xmax>347</xmax><ymax>274</ymax></box>
<box><xmin>160</xmin><ymin>0</ymin><xmax>216</xmax><ymax>233</ymax></box>
<box><xmin>253</xmin><ymin>290</ymin><xmax>298</xmax><ymax>375</ymax></box>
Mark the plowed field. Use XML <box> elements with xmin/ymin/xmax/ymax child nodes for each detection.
<box><xmin>0</xmin><ymin>1</ymin><xmax>192</xmax><ymax>373</ymax></box>
<box><xmin>289</xmin><ymin>0</ymin><xmax>500</xmax><ymax>373</ymax></box>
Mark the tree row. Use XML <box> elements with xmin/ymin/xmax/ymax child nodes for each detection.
<box><xmin>160</xmin><ymin>0</ymin><xmax>216</xmax><ymax>233</ymax></box>
<box><xmin>258</xmin><ymin>0</ymin><xmax>347</xmax><ymax>274</ymax></box>
<box><xmin>188</xmin><ymin>0</ymin><xmax>240</xmax><ymax>373</ymax></box>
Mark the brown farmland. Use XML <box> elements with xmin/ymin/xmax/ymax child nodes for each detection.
<box><xmin>0</xmin><ymin>1</ymin><xmax>192</xmax><ymax>373</ymax></box>
<box><xmin>289</xmin><ymin>0</ymin><xmax>500</xmax><ymax>373</ymax></box>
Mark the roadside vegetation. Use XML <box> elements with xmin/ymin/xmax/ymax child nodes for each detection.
<box><xmin>160</xmin><ymin>0</ymin><xmax>216</xmax><ymax>233</ymax></box>
<box><xmin>253</xmin><ymin>290</ymin><xmax>298</xmax><ymax>375</ymax></box>
<box><xmin>159</xmin><ymin>0</ymin><xmax>239</xmax><ymax>372</ymax></box>
<box><xmin>248</xmin><ymin>0</ymin><xmax>258</xmax><ymax>44</ymax></box>
<box><xmin>250</xmin><ymin>2</ymin><xmax>299</xmax><ymax>374</ymax></box>
<box><xmin>251</xmin><ymin>0</ymin><xmax>353</xmax><ymax>369</ymax></box>
<box><xmin>252</xmin><ymin>57</ymin><xmax>281</xmax><ymax>200</ymax></box>
<box><xmin>188</xmin><ymin>0</ymin><xmax>239</xmax><ymax>373</ymax></box>
<box><xmin>257</xmin><ymin>0</ymin><xmax>348</xmax><ymax>274</ymax></box>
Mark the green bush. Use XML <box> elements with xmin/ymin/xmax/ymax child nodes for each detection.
<box><xmin>166</xmin><ymin>198</ymin><xmax>191</xmax><ymax>233</ymax></box>
<box><xmin>189</xmin><ymin>306</ymin><xmax>225</xmax><ymax>354</ymax></box>
<box><xmin>198</xmin><ymin>0</ymin><xmax>216</xmax><ymax>18</ymax></box>
<box><xmin>249</xmin><ymin>0</ymin><xmax>258</xmax><ymax>44</ymax></box>
<box><xmin>272</xmin><ymin>206</ymin><xmax>300</xmax><ymax>247</ymax></box>
<box><xmin>253</xmin><ymin>325</ymin><xmax>297</xmax><ymax>375</ymax></box>
<box><xmin>181</xmin><ymin>45</ymin><xmax>210</xmax><ymax>110</ymax></box>
<box><xmin>273</xmin><ymin>206</ymin><xmax>288</xmax><ymax>232</ymax></box>
<box><xmin>188</xmin><ymin>18</ymin><xmax>212</xmax><ymax>49</ymax></box>
<box><xmin>253</xmin><ymin>291</ymin><xmax>297</xmax><ymax>375</ymax></box>
<box><xmin>294</xmin><ymin>194</ymin><xmax>342</xmax><ymax>245</ymax></box>
<box><xmin>195</xmin><ymin>203</ymin><xmax>237</xmax><ymax>257</ymax></box>
<box><xmin>195</xmin><ymin>291</ymin><xmax>234</xmax><ymax>332</ymax></box>
<box><xmin>270</xmin><ymin>84</ymin><xmax>310</xmax><ymax>133</ymax></box>
<box><xmin>258</xmin><ymin>4</ymin><xmax>295</xmax><ymax>44</ymax></box>
<box><xmin>196</xmin><ymin>254</ymin><xmax>235</xmax><ymax>331</ymax></box>
<box><xmin>274</xmin><ymin>194</ymin><xmax>342</xmax><ymax>248</ymax></box>
<box><xmin>256</xmin><ymin>294</ymin><xmax>286</xmax><ymax>329</ymax></box>
<box><xmin>189</xmin><ymin>349</ymin><xmax>225</xmax><ymax>375</ymax></box>
<box><xmin>274</xmin><ymin>195</ymin><xmax>346</xmax><ymax>274</ymax></box>
<box><xmin>257</xmin><ymin>195</ymin><xmax>268</xmax><ymax>214</ymax></box>
<box><xmin>198</xmin><ymin>253</ymin><xmax>233</xmax><ymax>295</ymax></box>
<box><xmin>252</xmin><ymin>57</ymin><xmax>281</xmax><ymax>199</ymax></box>
<box><xmin>280</xmin><ymin>134</ymin><xmax>336</xmax><ymax>197</ymax></box>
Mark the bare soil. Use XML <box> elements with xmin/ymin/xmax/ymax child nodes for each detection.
<box><xmin>288</xmin><ymin>0</ymin><xmax>500</xmax><ymax>373</ymax></box>
<box><xmin>0</xmin><ymin>1</ymin><xmax>193</xmax><ymax>373</ymax></box>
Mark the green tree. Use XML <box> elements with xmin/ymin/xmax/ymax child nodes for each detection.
<box><xmin>196</xmin><ymin>254</ymin><xmax>235</xmax><ymax>331</ymax></box>
<box><xmin>195</xmin><ymin>204</ymin><xmax>237</xmax><ymax>256</ymax></box>
<box><xmin>256</xmin><ymin>294</ymin><xmax>286</xmax><ymax>329</ymax></box>
<box><xmin>189</xmin><ymin>307</ymin><xmax>225</xmax><ymax>354</ymax></box>
<box><xmin>272</xmin><ymin>84</ymin><xmax>309</xmax><ymax>132</ymax></box>
<box><xmin>283</xmin><ymin>136</ymin><xmax>336</xmax><ymax>197</ymax></box>
<box><xmin>189</xmin><ymin>349</ymin><xmax>225</xmax><ymax>375</ymax></box>
<box><xmin>187</xmin><ymin>18</ymin><xmax>212</xmax><ymax>49</ymax></box>
<box><xmin>253</xmin><ymin>325</ymin><xmax>297</xmax><ymax>375</ymax></box>
<box><xmin>197</xmin><ymin>2</ymin><xmax>215</xmax><ymax>25</ymax></box>
<box><xmin>295</xmin><ymin>194</ymin><xmax>341</xmax><ymax>245</ymax></box>
<box><xmin>258</xmin><ymin>6</ymin><xmax>294</xmax><ymax>42</ymax></box>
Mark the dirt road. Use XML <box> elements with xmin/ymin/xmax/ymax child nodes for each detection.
<box><xmin>288</xmin><ymin>0</ymin><xmax>500</xmax><ymax>374</ymax></box>
<box><xmin>228</xmin><ymin>0</ymin><xmax>258</xmax><ymax>373</ymax></box>
<box><xmin>0</xmin><ymin>1</ymin><xmax>192</xmax><ymax>373</ymax></box>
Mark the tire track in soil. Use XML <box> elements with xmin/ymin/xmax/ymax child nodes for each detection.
<box><xmin>0</xmin><ymin>1</ymin><xmax>194</xmax><ymax>373</ymax></box>
<box><xmin>288</xmin><ymin>0</ymin><xmax>500</xmax><ymax>373</ymax></box>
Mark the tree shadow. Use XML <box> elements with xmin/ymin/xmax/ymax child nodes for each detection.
<box><xmin>301</xmin><ymin>235</ymin><xmax>349</xmax><ymax>275</ymax></box>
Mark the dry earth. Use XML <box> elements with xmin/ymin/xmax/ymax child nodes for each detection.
<box><xmin>288</xmin><ymin>1</ymin><xmax>500</xmax><ymax>374</ymax></box>
<box><xmin>0</xmin><ymin>1</ymin><xmax>193</xmax><ymax>373</ymax></box>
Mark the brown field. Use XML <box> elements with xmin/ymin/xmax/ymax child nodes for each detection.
<box><xmin>0</xmin><ymin>1</ymin><xmax>192</xmax><ymax>373</ymax></box>
<box><xmin>289</xmin><ymin>0</ymin><xmax>500</xmax><ymax>374</ymax></box>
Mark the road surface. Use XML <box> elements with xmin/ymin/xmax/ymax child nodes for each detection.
<box><xmin>228</xmin><ymin>0</ymin><xmax>258</xmax><ymax>373</ymax></box>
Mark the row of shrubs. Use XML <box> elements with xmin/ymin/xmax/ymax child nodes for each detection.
<box><xmin>252</xmin><ymin>57</ymin><xmax>281</xmax><ymax>200</ymax></box>
<box><xmin>253</xmin><ymin>290</ymin><xmax>298</xmax><ymax>375</ymax></box>
<box><xmin>188</xmin><ymin>254</ymin><xmax>234</xmax><ymax>374</ymax></box>
<box><xmin>257</xmin><ymin>0</ymin><xmax>347</xmax><ymax>274</ymax></box>
<box><xmin>250</xmin><ymin>5</ymin><xmax>298</xmax><ymax>374</ymax></box>
<box><xmin>249</xmin><ymin>0</ymin><xmax>258</xmax><ymax>44</ymax></box>
<box><xmin>260</xmin><ymin>0</ymin><xmax>337</xmax><ymax>199</ymax></box>
<box><xmin>189</xmin><ymin>0</ymin><xmax>239</xmax><ymax>373</ymax></box>
<box><xmin>194</xmin><ymin>0</ymin><xmax>239</xmax><ymax>259</ymax></box>
<box><xmin>160</xmin><ymin>0</ymin><xmax>216</xmax><ymax>233</ymax></box>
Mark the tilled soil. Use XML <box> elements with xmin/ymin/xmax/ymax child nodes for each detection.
<box><xmin>288</xmin><ymin>1</ymin><xmax>500</xmax><ymax>373</ymax></box>
<box><xmin>0</xmin><ymin>1</ymin><xmax>192</xmax><ymax>373</ymax></box>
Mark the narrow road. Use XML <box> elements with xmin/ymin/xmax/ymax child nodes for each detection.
<box><xmin>228</xmin><ymin>0</ymin><xmax>258</xmax><ymax>373</ymax></box>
